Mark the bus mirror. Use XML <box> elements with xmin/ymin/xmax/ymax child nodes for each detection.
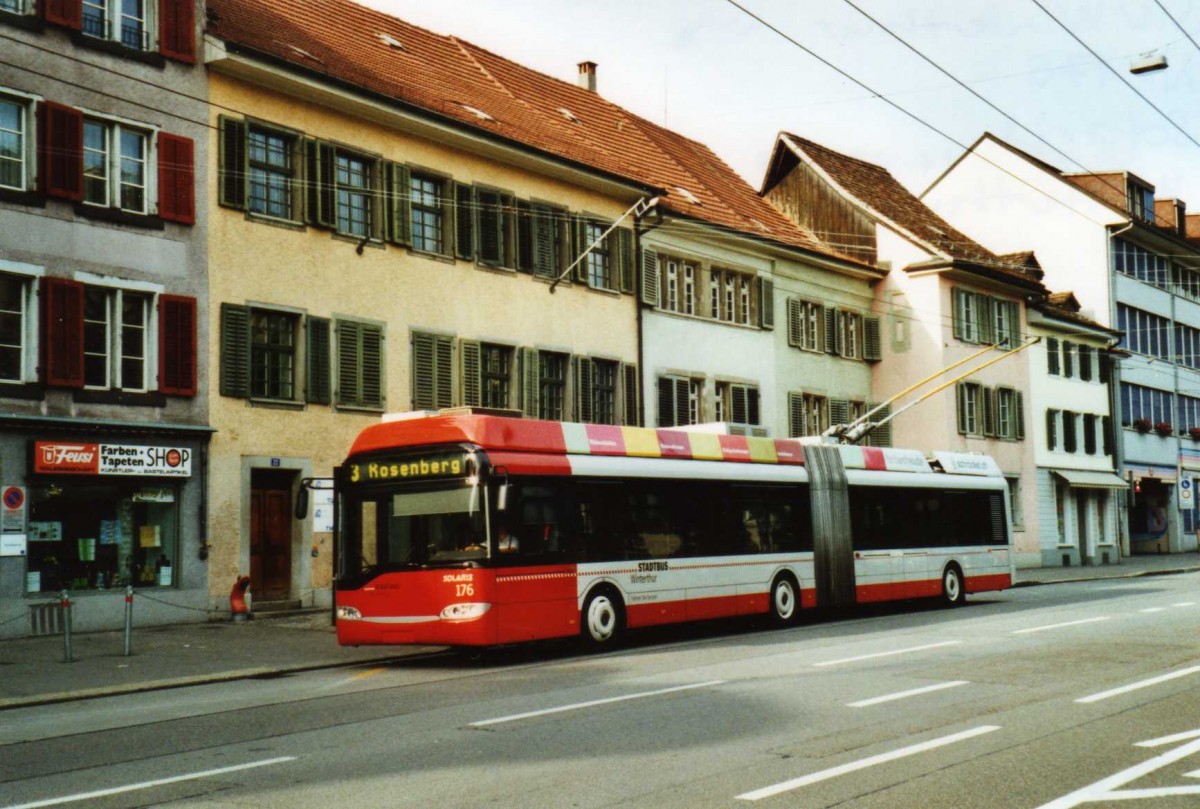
<box><xmin>497</xmin><ymin>482</ymin><xmax>509</xmax><ymax>511</ymax></box>
<box><xmin>294</xmin><ymin>486</ymin><xmax>309</xmax><ymax>520</ymax></box>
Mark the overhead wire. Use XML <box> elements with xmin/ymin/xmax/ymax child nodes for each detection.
<box><xmin>1152</xmin><ymin>0</ymin><xmax>1200</xmax><ymax>57</ymax></box>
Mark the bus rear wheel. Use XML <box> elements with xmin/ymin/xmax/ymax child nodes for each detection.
<box><xmin>770</xmin><ymin>574</ymin><xmax>800</xmax><ymax>626</ymax></box>
<box><xmin>582</xmin><ymin>588</ymin><xmax>624</xmax><ymax>647</ymax></box>
<box><xmin>941</xmin><ymin>564</ymin><xmax>966</xmax><ymax>606</ymax></box>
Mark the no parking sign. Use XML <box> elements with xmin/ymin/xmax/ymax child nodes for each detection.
<box><xmin>1180</xmin><ymin>478</ymin><xmax>1194</xmax><ymax>511</ymax></box>
<box><xmin>1</xmin><ymin>485</ymin><xmax>26</xmax><ymax>532</ymax></box>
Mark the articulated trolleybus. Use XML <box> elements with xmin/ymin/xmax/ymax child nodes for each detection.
<box><xmin>333</xmin><ymin>410</ymin><xmax>1012</xmax><ymax>648</ymax></box>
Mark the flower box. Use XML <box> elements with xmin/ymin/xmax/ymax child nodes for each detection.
<box><xmin>1133</xmin><ymin>418</ymin><xmax>1152</xmax><ymax>434</ymax></box>
<box><xmin>1154</xmin><ymin>421</ymin><xmax>1173</xmax><ymax>437</ymax></box>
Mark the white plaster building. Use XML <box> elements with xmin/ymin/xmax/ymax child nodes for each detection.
<box><xmin>925</xmin><ymin>133</ymin><xmax>1200</xmax><ymax>555</ymax></box>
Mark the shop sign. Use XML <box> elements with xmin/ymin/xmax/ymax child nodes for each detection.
<box><xmin>34</xmin><ymin>442</ymin><xmax>193</xmax><ymax>477</ymax></box>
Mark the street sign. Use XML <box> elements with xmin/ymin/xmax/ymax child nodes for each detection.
<box><xmin>1179</xmin><ymin>477</ymin><xmax>1194</xmax><ymax>511</ymax></box>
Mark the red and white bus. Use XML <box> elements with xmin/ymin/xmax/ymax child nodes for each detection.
<box><xmin>331</xmin><ymin>410</ymin><xmax>1012</xmax><ymax>648</ymax></box>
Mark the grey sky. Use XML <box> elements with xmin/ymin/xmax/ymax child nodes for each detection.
<box><xmin>368</xmin><ymin>1</ymin><xmax>1200</xmax><ymax>207</ymax></box>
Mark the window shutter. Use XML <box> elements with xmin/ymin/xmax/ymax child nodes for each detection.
<box><xmin>358</xmin><ymin>323</ymin><xmax>384</xmax><ymax>409</ymax></box>
<box><xmin>1046</xmin><ymin>337</ymin><xmax>1060</xmax><ymax>375</ymax></box>
<box><xmin>434</xmin><ymin>335</ymin><xmax>452</xmax><ymax>407</ymax></box>
<box><xmin>477</xmin><ymin>188</ymin><xmax>503</xmax><ymax>265</ymax></box>
<box><xmin>1063</xmin><ymin>341</ymin><xmax>1074</xmax><ymax>378</ymax></box>
<box><xmin>617</xmin><ymin>229</ymin><xmax>635</xmax><ymax>294</ymax></box>
<box><xmin>956</xmin><ymin>383</ymin><xmax>968</xmax><ymax>435</ymax></box>
<box><xmin>824</xmin><ymin>308</ymin><xmax>838</xmax><ymax>355</ymax></box>
<box><xmin>867</xmin><ymin>402</ymin><xmax>893</xmax><ymax>447</ymax></box>
<box><xmin>217</xmin><ymin>117</ymin><xmax>246</xmax><ymax>210</ymax></box>
<box><xmin>788</xmin><ymin>392</ymin><xmax>806</xmax><ymax>437</ymax></box>
<box><xmin>336</xmin><ymin>321</ymin><xmax>363</xmax><ymax>408</ymax></box>
<box><xmin>305</xmin><ymin>317</ymin><xmax>331</xmax><ymax>404</ymax></box>
<box><xmin>571</xmin><ymin>215</ymin><xmax>588</xmax><ymax>283</ymax></box>
<box><xmin>158</xmin><ymin>0</ymin><xmax>196</xmax><ymax>63</ymax></box>
<box><xmin>978</xmin><ymin>296</ymin><xmax>995</xmax><ymax>346</ymax></box>
<box><xmin>451</xmin><ymin>181</ymin><xmax>472</xmax><ymax>260</ymax></box>
<box><xmin>830</xmin><ymin>399</ymin><xmax>849</xmax><ymax>428</ymax></box>
<box><xmin>640</xmin><ymin>248</ymin><xmax>659</xmax><ymax>307</ymax></box>
<box><xmin>219</xmin><ymin>303</ymin><xmax>250</xmax><ymax>398</ymax></box>
<box><xmin>439</xmin><ymin>179</ymin><xmax>456</xmax><ymax>258</ymax></box>
<box><xmin>675</xmin><ymin>378</ymin><xmax>690</xmax><ymax>426</ymax></box>
<box><xmin>1015</xmin><ymin>391</ymin><xmax>1025</xmax><ymax>439</ymax></box>
<box><xmin>981</xmin><ymin>387</ymin><xmax>996</xmax><ymax>436</ymax></box>
<box><xmin>460</xmin><ymin>339</ymin><xmax>481</xmax><ymax>407</ymax></box>
<box><xmin>157</xmin><ymin>132</ymin><xmax>195</xmax><ymax>225</ymax></box>
<box><xmin>1102</xmin><ymin>415</ymin><xmax>1113</xmax><ymax>456</ymax></box>
<box><xmin>573</xmin><ymin>356</ymin><xmax>593</xmax><ymax>424</ymax></box>
<box><xmin>387</xmin><ymin>162</ymin><xmax>412</xmax><ymax>246</ymax></box>
<box><xmin>1046</xmin><ymin>410</ymin><xmax>1057</xmax><ymax>450</ymax></box>
<box><xmin>411</xmin><ymin>332</ymin><xmax>435</xmax><ymax>410</ymax></box>
<box><xmin>952</xmin><ymin>288</ymin><xmax>966</xmax><ymax>341</ymax></box>
<box><xmin>1099</xmin><ymin>352</ymin><xmax>1111</xmax><ymax>384</ymax></box>
<box><xmin>38</xmin><ymin>101</ymin><xmax>83</xmax><ymax>201</ymax></box>
<box><xmin>521</xmin><ymin>347</ymin><xmax>540</xmax><ymax>417</ymax></box>
<box><xmin>758</xmin><ymin>277</ymin><xmax>774</xmax><ymax>329</ymax></box>
<box><xmin>40</xmin><ymin>277</ymin><xmax>85</xmax><ymax>388</ymax></box>
<box><xmin>305</xmin><ymin>139</ymin><xmax>335</xmax><ymax>229</ymax></box>
<box><xmin>157</xmin><ymin>294</ymin><xmax>197</xmax><ymax>396</ymax></box>
<box><xmin>834</xmin><ymin>310</ymin><xmax>847</xmax><ymax>357</ymax></box>
<box><xmin>532</xmin><ymin>206</ymin><xmax>556</xmax><ymax>277</ymax></box>
<box><xmin>657</xmin><ymin>377</ymin><xmax>674</xmax><ymax>427</ymax></box>
<box><xmin>515</xmin><ymin>201</ymin><xmax>533</xmax><ymax>273</ymax></box>
<box><xmin>864</xmin><ymin>316</ymin><xmax>882</xmax><ymax>361</ymax></box>
<box><xmin>731</xmin><ymin>385</ymin><xmax>748</xmax><ymax>424</ymax></box>
<box><xmin>40</xmin><ymin>0</ymin><xmax>82</xmax><ymax>29</ymax></box>
<box><xmin>621</xmin><ymin>362</ymin><xmax>639</xmax><ymax>426</ymax></box>
<box><xmin>1009</xmin><ymin>301</ymin><xmax>1022</xmax><ymax>347</ymax></box>
<box><xmin>786</xmin><ymin>299</ymin><xmax>801</xmax><ymax>347</ymax></box>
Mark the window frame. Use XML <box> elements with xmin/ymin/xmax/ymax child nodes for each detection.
<box><xmin>0</xmin><ymin>262</ymin><xmax>40</xmax><ymax>385</ymax></box>
<box><xmin>80</xmin><ymin>112</ymin><xmax>155</xmax><ymax>215</ymax></box>
<box><xmin>82</xmin><ymin>0</ymin><xmax>155</xmax><ymax>52</ymax></box>
<box><xmin>410</xmin><ymin>170</ymin><xmax>447</xmax><ymax>255</ymax></box>
<box><xmin>247</xmin><ymin>125</ymin><xmax>299</xmax><ymax>222</ymax></box>
<box><xmin>0</xmin><ymin>89</ymin><xmax>36</xmax><ymax>195</ymax></box>
<box><xmin>249</xmin><ymin>307</ymin><xmax>300</xmax><ymax>402</ymax></box>
<box><xmin>79</xmin><ymin>282</ymin><xmax>154</xmax><ymax>393</ymax></box>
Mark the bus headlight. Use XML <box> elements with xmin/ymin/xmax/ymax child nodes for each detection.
<box><xmin>439</xmin><ymin>603</ymin><xmax>491</xmax><ymax>620</ymax></box>
<box><xmin>336</xmin><ymin>606</ymin><xmax>363</xmax><ymax>621</ymax></box>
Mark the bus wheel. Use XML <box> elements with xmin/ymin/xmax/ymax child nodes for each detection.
<box><xmin>582</xmin><ymin>588</ymin><xmax>624</xmax><ymax>647</ymax></box>
<box><xmin>941</xmin><ymin>564</ymin><xmax>966</xmax><ymax>606</ymax></box>
<box><xmin>770</xmin><ymin>574</ymin><xmax>800</xmax><ymax>626</ymax></box>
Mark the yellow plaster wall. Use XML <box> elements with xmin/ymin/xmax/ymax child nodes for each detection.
<box><xmin>205</xmin><ymin>75</ymin><xmax>640</xmax><ymax>598</ymax></box>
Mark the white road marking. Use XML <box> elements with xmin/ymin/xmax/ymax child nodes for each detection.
<box><xmin>736</xmin><ymin>725</ymin><xmax>1000</xmax><ymax>801</ymax></box>
<box><xmin>1136</xmin><ymin>729</ymin><xmax>1200</xmax><ymax>748</ymax></box>
<box><xmin>1011</xmin><ymin>617</ymin><xmax>1109</xmax><ymax>635</ymax></box>
<box><xmin>813</xmin><ymin>640</ymin><xmax>961</xmax><ymax>667</ymax></box>
<box><xmin>1033</xmin><ymin>736</ymin><xmax>1200</xmax><ymax>808</ymax></box>
<box><xmin>847</xmin><ymin>680</ymin><xmax>969</xmax><ymax>708</ymax></box>
<box><xmin>469</xmin><ymin>680</ymin><xmax>725</xmax><ymax>727</ymax></box>
<box><xmin>1140</xmin><ymin>607</ymin><xmax>1166</xmax><ymax>613</ymax></box>
<box><xmin>1186</xmin><ymin>770</ymin><xmax>1200</xmax><ymax>779</ymax></box>
<box><xmin>1076</xmin><ymin>665</ymin><xmax>1200</xmax><ymax>704</ymax></box>
<box><xmin>1174</xmin><ymin>602</ymin><xmax>1196</xmax><ymax>607</ymax></box>
<box><xmin>0</xmin><ymin>757</ymin><xmax>297</xmax><ymax>809</ymax></box>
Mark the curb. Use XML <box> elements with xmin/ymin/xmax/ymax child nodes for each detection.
<box><xmin>0</xmin><ymin>652</ymin><xmax>441</xmax><ymax>712</ymax></box>
<box><xmin>1013</xmin><ymin>566</ymin><xmax>1200</xmax><ymax>588</ymax></box>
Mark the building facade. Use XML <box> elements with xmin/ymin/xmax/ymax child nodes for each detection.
<box><xmin>0</xmin><ymin>0</ymin><xmax>207</xmax><ymax>638</ymax></box>
<box><xmin>925</xmin><ymin>133</ymin><xmax>1200</xmax><ymax>556</ymax></box>
<box><xmin>761</xmin><ymin>133</ymin><xmax>1046</xmax><ymax>564</ymax></box>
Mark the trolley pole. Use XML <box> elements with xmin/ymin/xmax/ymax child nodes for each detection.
<box><xmin>60</xmin><ymin>589</ymin><xmax>73</xmax><ymax>663</ymax></box>
<box><xmin>124</xmin><ymin>585</ymin><xmax>134</xmax><ymax>657</ymax></box>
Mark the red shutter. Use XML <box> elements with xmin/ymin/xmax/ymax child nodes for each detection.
<box><xmin>40</xmin><ymin>278</ymin><xmax>85</xmax><ymax>388</ymax></box>
<box><xmin>157</xmin><ymin>132</ymin><xmax>195</xmax><ymax>225</ymax></box>
<box><xmin>39</xmin><ymin>0</ymin><xmax>82</xmax><ymax>29</ymax></box>
<box><xmin>158</xmin><ymin>294</ymin><xmax>197</xmax><ymax>396</ymax></box>
<box><xmin>38</xmin><ymin>101</ymin><xmax>84</xmax><ymax>201</ymax></box>
<box><xmin>158</xmin><ymin>0</ymin><xmax>196</xmax><ymax>64</ymax></box>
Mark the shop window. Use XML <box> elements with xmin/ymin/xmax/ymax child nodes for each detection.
<box><xmin>25</xmin><ymin>482</ymin><xmax>179</xmax><ymax>593</ymax></box>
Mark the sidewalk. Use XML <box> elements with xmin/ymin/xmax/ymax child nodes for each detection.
<box><xmin>2</xmin><ymin>553</ymin><xmax>1198</xmax><ymax>711</ymax></box>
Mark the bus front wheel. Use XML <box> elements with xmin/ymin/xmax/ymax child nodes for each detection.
<box><xmin>582</xmin><ymin>588</ymin><xmax>624</xmax><ymax>647</ymax></box>
<box><xmin>770</xmin><ymin>574</ymin><xmax>800</xmax><ymax>626</ymax></box>
<box><xmin>941</xmin><ymin>564</ymin><xmax>966</xmax><ymax>606</ymax></box>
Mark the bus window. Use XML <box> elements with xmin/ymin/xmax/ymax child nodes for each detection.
<box><xmin>577</xmin><ymin>480</ymin><xmax>634</xmax><ymax>561</ymax></box>
<box><xmin>493</xmin><ymin>480</ymin><xmax>577</xmax><ymax>562</ymax></box>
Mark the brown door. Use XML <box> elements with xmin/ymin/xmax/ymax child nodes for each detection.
<box><xmin>250</xmin><ymin>471</ymin><xmax>293</xmax><ymax>601</ymax></box>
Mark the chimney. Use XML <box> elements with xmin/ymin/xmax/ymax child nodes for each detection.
<box><xmin>577</xmin><ymin>61</ymin><xmax>597</xmax><ymax>92</ymax></box>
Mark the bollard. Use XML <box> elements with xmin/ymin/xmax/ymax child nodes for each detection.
<box><xmin>61</xmin><ymin>589</ymin><xmax>73</xmax><ymax>663</ymax></box>
<box><xmin>230</xmin><ymin>575</ymin><xmax>252</xmax><ymax>622</ymax></box>
<box><xmin>124</xmin><ymin>585</ymin><xmax>133</xmax><ymax>657</ymax></box>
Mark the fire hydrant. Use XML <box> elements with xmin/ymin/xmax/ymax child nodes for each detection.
<box><xmin>230</xmin><ymin>575</ymin><xmax>252</xmax><ymax>622</ymax></box>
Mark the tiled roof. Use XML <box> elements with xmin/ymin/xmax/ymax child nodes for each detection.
<box><xmin>206</xmin><ymin>0</ymin><xmax>854</xmax><ymax>262</ymax></box>
<box><xmin>776</xmin><ymin>133</ymin><xmax>1042</xmax><ymax>288</ymax></box>
<box><xmin>1035</xmin><ymin>291</ymin><xmax>1118</xmax><ymax>335</ymax></box>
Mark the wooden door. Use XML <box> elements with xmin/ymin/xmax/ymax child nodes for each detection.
<box><xmin>250</xmin><ymin>479</ymin><xmax>292</xmax><ymax>600</ymax></box>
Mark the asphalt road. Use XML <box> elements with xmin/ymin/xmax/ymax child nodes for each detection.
<box><xmin>2</xmin><ymin>573</ymin><xmax>1199</xmax><ymax>808</ymax></box>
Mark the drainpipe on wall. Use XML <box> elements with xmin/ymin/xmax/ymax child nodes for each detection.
<box><xmin>634</xmin><ymin>206</ymin><xmax>665</xmax><ymax>426</ymax></box>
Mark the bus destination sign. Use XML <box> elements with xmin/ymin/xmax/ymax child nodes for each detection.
<box><xmin>347</xmin><ymin>453</ymin><xmax>468</xmax><ymax>484</ymax></box>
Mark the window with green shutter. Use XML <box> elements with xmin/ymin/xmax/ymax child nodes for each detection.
<box><xmin>621</xmin><ymin>363</ymin><xmax>640</xmax><ymax>426</ymax></box>
<box><xmin>219</xmin><ymin>303</ymin><xmax>249</xmax><ymax>397</ymax></box>
<box><xmin>337</xmin><ymin>319</ymin><xmax>384</xmax><ymax>410</ymax></box>
<box><xmin>411</xmin><ymin>331</ymin><xmax>453</xmax><ymax>410</ymax></box>
<box><xmin>306</xmin><ymin>317</ymin><xmax>331</xmax><ymax>405</ymax></box>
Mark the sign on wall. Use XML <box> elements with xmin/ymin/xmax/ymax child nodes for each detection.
<box><xmin>1179</xmin><ymin>477</ymin><xmax>1194</xmax><ymax>511</ymax></box>
<box><xmin>33</xmin><ymin>442</ymin><xmax>193</xmax><ymax>477</ymax></box>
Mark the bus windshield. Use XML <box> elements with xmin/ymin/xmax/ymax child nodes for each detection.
<box><xmin>344</xmin><ymin>483</ymin><xmax>488</xmax><ymax>578</ymax></box>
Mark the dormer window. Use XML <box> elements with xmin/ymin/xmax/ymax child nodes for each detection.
<box><xmin>1127</xmin><ymin>180</ymin><xmax>1155</xmax><ymax>224</ymax></box>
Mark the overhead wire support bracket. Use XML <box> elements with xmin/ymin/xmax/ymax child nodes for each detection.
<box><xmin>548</xmin><ymin>196</ymin><xmax>659</xmax><ymax>293</ymax></box>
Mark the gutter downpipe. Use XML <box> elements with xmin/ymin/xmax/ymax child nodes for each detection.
<box><xmin>1108</xmin><ymin>221</ymin><xmax>1133</xmax><ymax>558</ymax></box>
<box><xmin>634</xmin><ymin>206</ymin><xmax>665</xmax><ymax>426</ymax></box>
